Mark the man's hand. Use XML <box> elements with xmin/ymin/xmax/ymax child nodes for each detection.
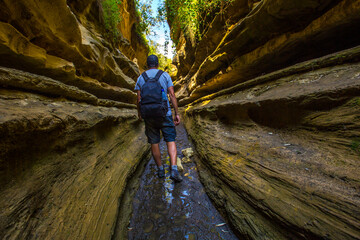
<box><xmin>174</xmin><ymin>114</ymin><xmax>180</xmax><ymax>126</ymax></box>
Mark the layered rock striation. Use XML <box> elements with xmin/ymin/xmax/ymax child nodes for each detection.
<box><xmin>169</xmin><ymin>0</ymin><xmax>360</xmax><ymax>239</ymax></box>
<box><xmin>0</xmin><ymin>0</ymin><xmax>149</xmax><ymax>239</ymax></box>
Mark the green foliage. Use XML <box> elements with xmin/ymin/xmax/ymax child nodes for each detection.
<box><xmin>100</xmin><ymin>0</ymin><xmax>157</xmax><ymax>48</ymax></box>
<box><xmin>135</xmin><ymin>0</ymin><xmax>156</xmax><ymax>36</ymax></box>
<box><xmin>135</xmin><ymin>0</ymin><xmax>173</xmax><ymax>57</ymax></box>
<box><xmin>148</xmin><ymin>40</ymin><xmax>173</xmax><ymax>72</ymax></box>
<box><xmin>134</xmin><ymin>0</ymin><xmax>167</xmax><ymax>52</ymax></box>
<box><xmin>101</xmin><ymin>0</ymin><xmax>122</xmax><ymax>41</ymax></box>
<box><xmin>100</xmin><ymin>0</ymin><xmax>231</xmax><ymax>53</ymax></box>
<box><xmin>350</xmin><ymin>97</ymin><xmax>360</xmax><ymax>106</ymax></box>
<box><xmin>148</xmin><ymin>40</ymin><xmax>159</xmax><ymax>55</ymax></box>
<box><xmin>161</xmin><ymin>0</ymin><xmax>234</xmax><ymax>43</ymax></box>
<box><xmin>159</xmin><ymin>54</ymin><xmax>174</xmax><ymax>72</ymax></box>
<box><xmin>350</xmin><ymin>138</ymin><xmax>360</xmax><ymax>154</ymax></box>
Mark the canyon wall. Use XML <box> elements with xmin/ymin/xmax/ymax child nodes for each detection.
<box><xmin>0</xmin><ymin>0</ymin><xmax>149</xmax><ymax>239</ymax></box>
<box><xmin>170</xmin><ymin>0</ymin><xmax>360</xmax><ymax>239</ymax></box>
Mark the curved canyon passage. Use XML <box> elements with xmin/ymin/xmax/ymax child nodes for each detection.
<box><xmin>126</xmin><ymin>124</ymin><xmax>238</xmax><ymax>239</ymax></box>
<box><xmin>0</xmin><ymin>0</ymin><xmax>360</xmax><ymax>239</ymax></box>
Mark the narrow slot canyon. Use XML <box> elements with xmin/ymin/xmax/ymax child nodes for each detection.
<box><xmin>114</xmin><ymin>124</ymin><xmax>238</xmax><ymax>239</ymax></box>
<box><xmin>0</xmin><ymin>0</ymin><xmax>359</xmax><ymax>239</ymax></box>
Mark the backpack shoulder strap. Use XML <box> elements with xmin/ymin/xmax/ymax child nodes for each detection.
<box><xmin>154</xmin><ymin>70</ymin><xmax>164</xmax><ymax>81</ymax></box>
<box><xmin>142</xmin><ymin>71</ymin><xmax>150</xmax><ymax>82</ymax></box>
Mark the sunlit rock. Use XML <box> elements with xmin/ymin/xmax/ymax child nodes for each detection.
<box><xmin>182</xmin><ymin>147</ymin><xmax>194</xmax><ymax>158</ymax></box>
<box><xmin>181</xmin><ymin>157</ymin><xmax>191</xmax><ymax>163</ymax></box>
<box><xmin>177</xmin><ymin>157</ymin><xmax>184</xmax><ymax>172</ymax></box>
<box><xmin>169</xmin><ymin>0</ymin><xmax>360</xmax><ymax>239</ymax></box>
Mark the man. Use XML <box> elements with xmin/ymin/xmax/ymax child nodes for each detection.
<box><xmin>135</xmin><ymin>55</ymin><xmax>182</xmax><ymax>182</ymax></box>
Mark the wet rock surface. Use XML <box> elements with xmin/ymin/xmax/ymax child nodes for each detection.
<box><xmin>128</xmin><ymin>124</ymin><xmax>238</xmax><ymax>240</ymax></box>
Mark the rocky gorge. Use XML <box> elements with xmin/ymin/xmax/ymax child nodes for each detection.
<box><xmin>0</xmin><ymin>0</ymin><xmax>359</xmax><ymax>239</ymax></box>
<box><xmin>170</xmin><ymin>0</ymin><xmax>360</xmax><ymax>239</ymax></box>
<box><xmin>0</xmin><ymin>0</ymin><xmax>150</xmax><ymax>239</ymax></box>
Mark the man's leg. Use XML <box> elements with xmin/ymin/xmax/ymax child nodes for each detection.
<box><xmin>145</xmin><ymin>119</ymin><xmax>164</xmax><ymax>178</ymax></box>
<box><xmin>151</xmin><ymin>143</ymin><xmax>162</xmax><ymax>167</ymax></box>
<box><xmin>167</xmin><ymin>141</ymin><xmax>182</xmax><ymax>182</ymax></box>
<box><xmin>151</xmin><ymin>143</ymin><xmax>165</xmax><ymax>178</ymax></box>
<box><xmin>166</xmin><ymin>141</ymin><xmax>177</xmax><ymax>166</ymax></box>
<box><xmin>162</xmin><ymin>116</ymin><xmax>182</xmax><ymax>182</ymax></box>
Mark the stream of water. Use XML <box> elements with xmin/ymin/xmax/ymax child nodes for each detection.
<box><xmin>128</xmin><ymin>124</ymin><xmax>238</xmax><ymax>240</ymax></box>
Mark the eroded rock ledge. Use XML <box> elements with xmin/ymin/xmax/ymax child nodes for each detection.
<box><xmin>0</xmin><ymin>90</ymin><xmax>149</xmax><ymax>239</ymax></box>
<box><xmin>173</xmin><ymin>0</ymin><xmax>360</xmax><ymax>105</ymax></box>
<box><xmin>0</xmin><ymin>0</ymin><xmax>147</xmax><ymax>106</ymax></box>
<box><xmin>0</xmin><ymin>0</ymin><xmax>150</xmax><ymax>239</ymax></box>
<box><xmin>170</xmin><ymin>0</ymin><xmax>360</xmax><ymax>239</ymax></box>
<box><xmin>183</xmin><ymin>55</ymin><xmax>360</xmax><ymax>239</ymax></box>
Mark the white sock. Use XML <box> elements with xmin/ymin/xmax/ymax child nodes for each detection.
<box><xmin>158</xmin><ymin>165</ymin><xmax>164</xmax><ymax>170</ymax></box>
<box><xmin>172</xmin><ymin>165</ymin><xmax>178</xmax><ymax>171</ymax></box>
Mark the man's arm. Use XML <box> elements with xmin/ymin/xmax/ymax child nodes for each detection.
<box><xmin>168</xmin><ymin>86</ymin><xmax>180</xmax><ymax>126</ymax></box>
<box><xmin>136</xmin><ymin>90</ymin><xmax>142</xmax><ymax>120</ymax></box>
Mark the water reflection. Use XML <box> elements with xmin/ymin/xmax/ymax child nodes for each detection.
<box><xmin>163</xmin><ymin>176</ymin><xmax>174</xmax><ymax>204</ymax></box>
<box><xmin>182</xmin><ymin>190</ymin><xmax>189</xmax><ymax>196</ymax></box>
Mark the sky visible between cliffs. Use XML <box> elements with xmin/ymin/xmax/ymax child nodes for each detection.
<box><xmin>147</xmin><ymin>0</ymin><xmax>175</xmax><ymax>58</ymax></box>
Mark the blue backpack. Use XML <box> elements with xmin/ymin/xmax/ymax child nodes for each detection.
<box><xmin>140</xmin><ymin>70</ymin><xmax>168</xmax><ymax>119</ymax></box>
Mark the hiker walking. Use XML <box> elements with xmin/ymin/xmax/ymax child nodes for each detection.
<box><xmin>135</xmin><ymin>55</ymin><xmax>182</xmax><ymax>182</ymax></box>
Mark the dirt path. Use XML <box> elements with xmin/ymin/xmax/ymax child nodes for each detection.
<box><xmin>128</xmin><ymin>123</ymin><xmax>238</xmax><ymax>240</ymax></box>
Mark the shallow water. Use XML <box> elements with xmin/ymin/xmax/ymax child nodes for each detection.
<box><xmin>128</xmin><ymin>124</ymin><xmax>238</xmax><ymax>240</ymax></box>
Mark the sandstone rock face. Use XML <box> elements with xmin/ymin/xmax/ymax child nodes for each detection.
<box><xmin>170</xmin><ymin>0</ymin><xmax>360</xmax><ymax>239</ymax></box>
<box><xmin>184</xmin><ymin>55</ymin><xmax>360</xmax><ymax>239</ymax></box>
<box><xmin>0</xmin><ymin>0</ymin><xmax>148</xmax><ymax>105</ymax></box>
<box><xmin>173</xmin><ymin>0</ymin><xmax>360</xmax><ymax>105</ymax></box>
<box><xmin>0</xmin><ymin>0</ymin><xmax>149</xmax><ymax>239</ymax></box>
<box><xmin>0</xmin><ymin>89</ymin><xmax>149</xmax><ymax>239</ymax></box>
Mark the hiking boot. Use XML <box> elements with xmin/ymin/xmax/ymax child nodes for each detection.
<box><xmin>170</xmin><ymin>169</ymin><xmax>183</xmax><ymax>182</ymax></box>
<box><xmin>157</xmin><ymin>168</ymin><xmax>165</xmax><ymax>178</ymax></box>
